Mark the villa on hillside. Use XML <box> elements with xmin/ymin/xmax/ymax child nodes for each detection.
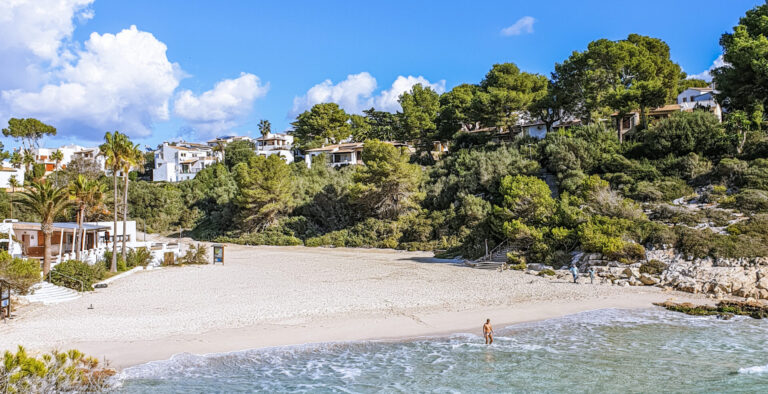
<box><xmin>613</xmin><ymin>85</ymin><xmax>723</xmax><ymax>140</ymax></box>
<box><xmin>304</xmin><ymin>141</ymin><xmax>411</xmax><ymax>168</ymax></box>
<box><xmin>152</xmin><ymin>141</ymin><xmax>222</xmax><ymax>182</ymax></box>
<box><xmin>255</xmin><ymin>132</ymin><xmax>295</xmax><ymax>163</ymax></box>
<box><xmin>22</xmin><ymin>145</ymin><xmax>105</xmax><ymax>175</ymax></box>
<box><xmin>206</xmin><ymin>135</ymin><xmax>255</xmax><ymax>148</ymax></box>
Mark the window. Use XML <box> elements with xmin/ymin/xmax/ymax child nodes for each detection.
<box><xmin>690</xmin><ymin>96</ymin><xmax>695</xmax><ymax>102</ymax></box>
<box><xmin>682</xmin><ymin>97</ymin><xmax>687</xmax><ymax>102</ymax></box>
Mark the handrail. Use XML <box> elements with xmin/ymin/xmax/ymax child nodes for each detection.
<box><xmin>476</xmin><ymin>239</ymin><xmax>509</xmax><ymax>263</ymax></box>
<box><xmin>47</xmin><ymin>270</ymin><xmax>85</xmax><ymax>293</ymax></box>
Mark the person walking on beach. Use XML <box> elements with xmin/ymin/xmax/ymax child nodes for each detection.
<box><xmin>589</xmin><ymin>266</ymin><xmax>595</xmax><ymax>284</ymax></box>
<box><xmin>570</xmin><ymin>264</ymin><xmax>579</xmax><ymax>284</ymax></box>
<box><xmin>483</xmin><ymin>319</ymin><xmax>494</xmax><ymax>345</ymax></box>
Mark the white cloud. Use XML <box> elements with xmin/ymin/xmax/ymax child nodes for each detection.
<box><xmin>0</xmin><ymin>0</ymin><xmax>94</xmax><ymax>92</ymax></box>
<box><xmin>174</xmin><ymin>72</ymin><xmax>269</xmax><ymax>136</ymax></box>
<box><xmin>2</xmin><ymin>25</ymin><xmax>183</xmax><ymax>138</ymax></box>
<box><xmin>688</xmin><ymin>54</ymin><xmax>726</xmax><ymax>82</ymax></box>
<box><xmin>292</xmin><ymin>73</ymin><xmax>445</xmax><ymax>115</ymax></box>
<box><xmin>374</xmin><ymin>76</ymin><xmax>446</xmax><ymax>112</ymax></box>
<box><xmin>0</xmin><ymin>0</ymin><xmax>94</xmax><ymax>62</ymax></box>
<box><xmin>291</xmin><ymin>72</ymin><xmax>377</xmax><ymax>115</ymax></box>
<box><xmin>501</xmin><ymin>16</ymin><xmax>535</xmax><ymax>36</ymax></box>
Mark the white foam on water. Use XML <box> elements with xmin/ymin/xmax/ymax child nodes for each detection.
<box><xmin>739</xmin><ymin>364</ymin><xmax>768</xmax><ymax>374</ymax></box>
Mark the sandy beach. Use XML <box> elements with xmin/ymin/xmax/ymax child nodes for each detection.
<box><xmin>0</xmin><ymin>244</ymin><xmax>703</xmax><ymax>370</ymax></box>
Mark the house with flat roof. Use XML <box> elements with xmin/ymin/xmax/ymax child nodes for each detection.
<box><xmin>152</xmin><ymin>141</ymin><xmax>222</xmax><ymax>182</ymax></box>
<box><xmin>22</xmin><ymin>144</ymin><xmax>105</xmax><ymax>175</ymax></box>
<box><xmin>255</xmin><ymin>132</ymin><xmax>295</xmax><ymax>163</ymax></box>
<box><xmin>0</xmin><ymin>163</ymin><xmax>24</xmax><ymax>190</ymax></box>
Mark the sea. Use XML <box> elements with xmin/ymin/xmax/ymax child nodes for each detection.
<box><xmin>117</xmin><ymin>308</ymin><xmax>768</xmax><ymax>393</ymax></box>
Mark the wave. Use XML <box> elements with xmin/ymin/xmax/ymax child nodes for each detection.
<box><xmin>739</xmin><ymin>364</ymin><xmax>768</xmax><ymax>374</ymax></box>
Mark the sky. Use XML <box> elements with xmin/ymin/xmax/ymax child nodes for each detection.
<box><xmin>0</xmin><ymin>0</ymin><xmax>762</xmax><ymax>151</ymax></box>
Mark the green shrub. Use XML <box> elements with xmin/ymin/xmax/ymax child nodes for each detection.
<box><xmin>0</xmin><ymin>346</ymin><xmax>114</xmax><ymax>392</ymax></box>
<box><xmin>179</xmin><ymin>244</ymin><xmax>209</xmax><ymax>265</ymax></box>
<box><xmin>50</xmin><ymin>260</ymin><xmax>105</xmax><ymax>291</ymax></box>
<box><xmin>126</xmin><ymin>247</ymin><xmax>153</xmax><ymax>268</ymax></box>
<box><xmin>639</xmin><ymin>259</ymin><xmax>667</xmax><ymax>275</ymax></box>
<box><xmin>539</xmin><ymin>269</ymin><xmax>556</xmax><ymax>276</ymax></box>
<box><xmin>724</xmin><ymin>189</ymin><xmax>768</xmax><ymax>213</ymax></box>
<box><xmin>0</xmin><ymin>251</ymin><xmax>40</xmax><ymax>295</ymax></box>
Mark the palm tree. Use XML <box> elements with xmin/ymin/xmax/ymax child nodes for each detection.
<box><xmin>100</xmin><ymin>131</ymin><xmax>129</xmax><ymax>272</ymax></box>
<box><xmin>50</xmin><ymin>150</ymin><xmax>64</xmax><ymax>171</ymax></box>
<box><xmin>22</xmin><ymin>149</ymin><xmax>35</xmax><ymax>174</ymax></box>
<box><xmin>120</xmin><ymin>142</ymin><xmax>144</xmax><ymax>259</ymax></box>
<box><xmin>68</xmin><ymin>175</ymin><xmax>105</xmax><ymax>261</ymax></box>
<box><xmin>17</xmin><ymin>180</ymin><xmax>72</xmax><ymax>276</ymax></box>
<box><xmin>8</xmin><ymin>176</ymin><xmax>20</xmax><ymax>219</ymax></box>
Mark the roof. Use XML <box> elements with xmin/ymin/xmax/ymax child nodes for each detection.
<box><xmin>0</xmin><ymin>167</ymin><xmax>18</xmax><ymax>172</ymax></box>
<box><xmin>12</xmin><ymin>222</ymin><xmax>111</xmax><ymax>231</ymax></box>
<box><xmin>256</xmin><ymin>133</ymin><xmax>292</xmax><ymax>141</ymax></box>
<box><xmin>688</xmin><ymin>87</ymin><xmax>713</xmax><ymax>92</ymax></box>
<box><xmin>306</xmin><ymin>142</ymin><xmax>365</xmax><ymax>152</ymax></box>
<box><xmin>649</xmin><ymin>104</ymin><xmax>681</xmax><ymax>114</ymax></box>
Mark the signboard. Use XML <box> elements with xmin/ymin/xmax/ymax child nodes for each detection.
<box><xmin>213</xmin><ymin>244</ymin><xmax>224</xmax><ymax>264</ymax></box>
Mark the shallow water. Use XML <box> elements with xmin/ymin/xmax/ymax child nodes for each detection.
<box><xmin>118</xmin><ymin>308</ymin><xmax>768</xmax><ymax>393</ymax></box>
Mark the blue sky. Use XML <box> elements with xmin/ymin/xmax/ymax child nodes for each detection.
<box><xmin>0</xmin><ymin>0</ymin><xmax>761</xmax><ymax>150</ymax></box>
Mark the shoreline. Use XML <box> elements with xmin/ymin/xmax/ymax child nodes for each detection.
<box><xmin>0</xmin><ymin>244</ymin><xmax>709</xmax><ymax>371</ymax></box>
<box><xmin>79</xmin><ymin>292</ymin><xmax>693</xmax><ymax>370</ymax></box>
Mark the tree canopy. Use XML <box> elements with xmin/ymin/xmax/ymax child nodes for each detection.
<box><xmin>2</xmin><ymin>118</ymin><xmax>56</xmax><ymax>151</ymax></box>
<box><xmin>291</xmin><ymin>103</ymin><xmax>351</xmax><ymax>150</ymax></box>
<box><xmin>713</xmin><ymin>1</ymin><xmax>768</xmax><ymax>118</ymax></box>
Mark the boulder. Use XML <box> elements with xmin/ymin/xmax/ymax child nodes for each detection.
<box><xmin>639</xmin><ymin>274</ymin><xmax>659</xmax><ymax>286</ymax></box>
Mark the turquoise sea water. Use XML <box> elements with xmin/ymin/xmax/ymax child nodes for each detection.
<box><xmin>118</xmin><ymin>308</ymin><xmax>768</xmax><ymax>393</ymax></box>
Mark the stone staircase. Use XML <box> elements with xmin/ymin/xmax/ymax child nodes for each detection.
<box><xmin>465</xmin><ymin>241</ymin><xmax>512</xmax><ymax>270</ymax></box>
<box><xmin>20</xmin><ymin>282</ymin><xmax>81</xmax><ymax>305</ymax></box>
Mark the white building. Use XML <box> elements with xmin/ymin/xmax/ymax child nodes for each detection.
<box><xmin>0</xmin><ymin>220</ymin><xmax>181</xmax><ymax>268</ymax></box>
<box><xmin>255</xmin><ymin>132</ymin><xmax>295</xmax><ymax>163</ymax></box>
<box><xmin>304</xmin><ymin>142</ymin><xmax>365</xmax><ymax>168</ymax></box>
<box><xmin>206</xmin><ymin>135</ymin><xmax>255</xmax><ymax>148</ymax></box>
<box><xmin>152</xmin><ymin>142</ymin><xmax>222</xmax><ymax>182</ymax></box>
<box><xmin>0</xmin><ymin>162</ymin><xmax>24</xmax><ymax>189</ymax></box>
<box><xmin>677</xmin><ymin>86</ymin><xmax>722</xmax><ymax>122</ymax></box>
<box><xmin>26</xmin><ymin>144</ymin><xmax>105</xmax><ymax>174</ymax></box>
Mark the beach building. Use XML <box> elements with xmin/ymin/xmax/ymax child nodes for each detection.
<box><xmin>255</xmin><ymin>132</ymin><xmax>295</xmax><ymax>163</ymax></box>
<box><xmin>0</xmin><ymin>220</ymin><xmax>180</xmax><ymax>267</ymax></box>
<box><xmin>0</xmin><ymin>162</ymin><xmax>25</xmax><ymax>189</ymax></box>
<box><xmin>613</xmin><ymin>84</ymin><xmax>723</xmax><ymax>140</ymax></box>
<box><xmin>152</xmin><ymin>141</ymin><xmax>222</xmax><ymax>182</ymax></box>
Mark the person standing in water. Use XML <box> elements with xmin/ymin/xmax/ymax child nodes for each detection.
<box><xmin>483</xmin><ymin>319</ymin><xmax>494</xmax><ymax>344</ymax></box>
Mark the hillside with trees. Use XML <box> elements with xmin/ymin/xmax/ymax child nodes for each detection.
<box><xmin>3</xmin><ymin>3</ymin><xmax>768</xmax><ymax>271</ymax></box>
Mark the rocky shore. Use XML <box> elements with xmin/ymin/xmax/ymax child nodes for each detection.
<box><xmin>522</xmin><ymin>249</ymin><xmax>768</xmax><ymax>301</ymax></box>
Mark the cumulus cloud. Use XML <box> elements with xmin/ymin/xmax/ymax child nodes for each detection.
<box><xmin>2</xmin><ymin>25</ymin><xmax>183</xmax><ymax>138</ymax></box>
<box><xmin>174</xmin><ymin>72</ymin><xmax>269</xmax><ymax>136</ymax></box>
<box><xmin>375</xmin><ymin>75</ymin><xmax>446</xmax><ymax>112</ymax></box>
<box><xmin>291</xmin><ymin>72</ymin><xmax>377</xmax><ymax>115</ymax></box>
<box><xmin>501</xmin><ymin>16</ymin><xmax>535</xmax><ymax>36</ymax></box>
<box><xmin>292</xmin><ymin>73</ymin><xmax>445</xmax><ymax>115</ymax></box>
<box><xmin>688</xmin><ymin>54</ymin><xmax>726</xmax><ymax>82</ymax></box>
<box><xmin>0</xmin><ymin>0</ymin><xmax>94</xmax><ymax>92</ymax></box>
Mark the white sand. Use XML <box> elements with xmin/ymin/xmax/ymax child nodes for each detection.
<box><xmin>0</xmin><ymin>244</ymin><xmax>702</xmax><ymax>369</ymax></box>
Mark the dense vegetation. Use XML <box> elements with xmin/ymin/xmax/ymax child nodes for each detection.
<box><xmin>3</xmin><ymin>3</ymin><xmax>768</xmax><ymax>268</ymax></box>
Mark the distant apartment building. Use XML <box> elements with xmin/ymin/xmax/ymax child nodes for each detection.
<box><xmin>27</xmin><ymin>144</ymin><xmax>105</xmax><ymax>174</ymax></box>
<box><xmin>206</xmin><ymin>135</ymin><xmax>255</xmax><ymax>148</ymax></box>
<box><xmin>152</xmin><ymin>142</ymin><xmax>222</xmax><ymax>182</ymax></box>
<box><xmin>255</xmin><ymin>132</ymin><xmax>294</xmax><ymax>163</ymax></box>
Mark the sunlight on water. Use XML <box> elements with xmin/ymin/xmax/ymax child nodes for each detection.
<box><xmin>118</xmin><ymin>308</ymin><xmax>768</xmax><ymax>393</ymax></box>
